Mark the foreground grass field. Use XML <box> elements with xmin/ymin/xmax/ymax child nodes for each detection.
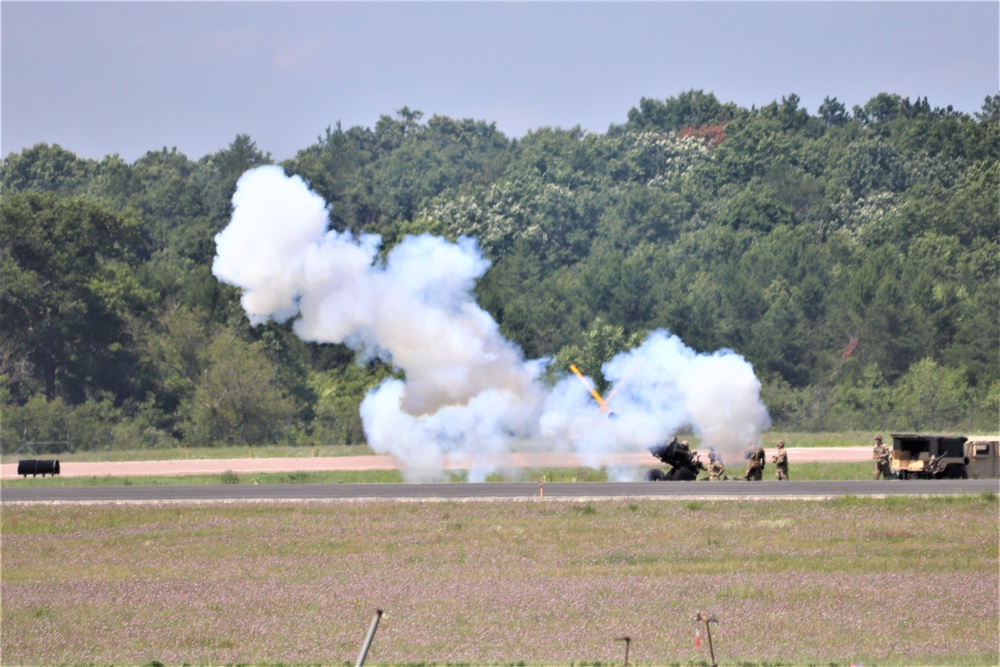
<box><xmin>2</xmin><ymin>495</ymin><xmax>997</xmax><ymax>666</ymax></box>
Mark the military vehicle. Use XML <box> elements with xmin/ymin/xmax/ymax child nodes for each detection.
<box><xmin>961</xmin><ymin>437</ymin><xmax>1000</xmax><ymax>479</ymax></box>
<box><xmin>890</xmin><ymin>433</ymin><xmax>1000</xmax><ymax>480</ymax></box>
<box><xmin>644</xmin><ymin>436</ymin><xmax>705</xmax><ymax>481</ymax></box>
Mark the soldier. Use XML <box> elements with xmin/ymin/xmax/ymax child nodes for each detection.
<box><xmin>772</xmin><ymin>440</ymin><xmax>789</xmax><ymax>480</ymax></box>
<box><xmin>873</xmin><ymin>434</ymin><xmax>892</xmax><ymax>480</ymax></box>
<box><xmin>707</xmin><ymin>451</ymin><xmax>726</xmax><ymax>481</ymax></box>
<box><xmin>744</xmin><ymin>443</ymin><xmax>765</xmax><ymax>481</ymax></box>
<box><xmin>927</xmin><ymin>454</ymin><xmax>940</xmax><ymax>477</ymax></box>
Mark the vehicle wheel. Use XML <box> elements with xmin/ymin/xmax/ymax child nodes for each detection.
<box><xmin>644</xmin><ymin>469</ymin><xmax>666</xmax><ymax>482</ymax></box>
<box><xmin>941</xmin><ymin>465</ymin><xmax>968</xmax><ymax>480</ymax></box>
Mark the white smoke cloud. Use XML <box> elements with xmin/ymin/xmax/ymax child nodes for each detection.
<box><xmin>213</xmin><ymin>166</ymin><xmax>771</xmax><ymax>481</ymax></box>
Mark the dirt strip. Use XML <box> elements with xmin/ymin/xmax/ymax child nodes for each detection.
<box><xmin>0</xmin><ymin>447</ymin><xmax>871</xmax><ymax>480</ymax></box>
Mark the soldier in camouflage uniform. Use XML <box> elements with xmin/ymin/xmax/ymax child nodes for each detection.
<box><xmin>707</xmin><ymin>451</ymin><xmax>726</xmax><ymax>481</ymax></box>
<box><xmin>873</xmin><ymin>434</ymin><xmax>892</xmax><ymax>480</ymax></box>
<box><xmin>743</xmin><ymin>443</ymin><xmax>765</xmax><ymax>481</ymax></box>
<box><xmin>772</xmin><ymin>440</ymin><xmax>789</xmax><ymax>480</ymax></box>
<box><xmin>927</xmin><ymin>454</ymin><xmax>940</xmax><ymax>477</ymax></box>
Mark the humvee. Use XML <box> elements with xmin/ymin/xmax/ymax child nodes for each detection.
<box><xmin>964</xmin><ymin>437</ymin><xmax>1000</xmax><ymax>479</ymax></box>
<box><xmin>890</xmin><ymin>433</ymin><xmax>1000</xmax><ymax>480</ymax></box>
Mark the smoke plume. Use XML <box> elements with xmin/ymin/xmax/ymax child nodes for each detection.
<box><xmin>213</xmin><ymin>166</ymin><xmax>770</xmax><ymax>480</ymax></box>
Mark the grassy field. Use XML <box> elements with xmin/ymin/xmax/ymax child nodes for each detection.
<box><xmin>2</xmin><ymin>495</ymin><xmax>997</xmax><ymax>667</ymax></box>
<box><xmin>0</xmin><ymin>462</ymin><xmax>875</xmax><ymax>488</ymax></box>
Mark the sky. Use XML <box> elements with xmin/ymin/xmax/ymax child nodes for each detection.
<box><xmin>2</xmin><ymin>1</ymin><xmax>998</xmax><ymax>163</ymax></box>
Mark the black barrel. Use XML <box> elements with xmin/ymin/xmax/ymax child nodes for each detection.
<box><xmin>17</xmin><ymin>460</ymin><xmax>61</xmax><ymax>477</ymax></box>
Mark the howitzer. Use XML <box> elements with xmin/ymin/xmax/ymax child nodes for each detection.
<box><xmin>645</xmin><ymin>437</ymin><xmax>705</xmax><ymax>481</ymax></box>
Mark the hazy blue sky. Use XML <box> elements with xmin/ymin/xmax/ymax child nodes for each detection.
<box><xmin>3</xmin><ymin>1</ymin><xmax>997</xmax><ymax>163</ymax></box>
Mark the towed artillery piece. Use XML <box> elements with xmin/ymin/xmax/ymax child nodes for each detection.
<box><xmin>644</xmin><ymin>436</ymin><xmax>705</xmax><ymax>481</ymax></box>
<box><xmin>567</xmin><ymin>364</ymin><xmax>706</xmax><ymax>482</ymax></box>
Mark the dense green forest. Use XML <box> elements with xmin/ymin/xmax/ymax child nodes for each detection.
<box><xmin>2</xmin><ymin>90</ymin><xmax>998</xmax><ymax>453</ymax></box>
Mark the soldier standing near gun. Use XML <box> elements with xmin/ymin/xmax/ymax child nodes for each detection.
<box><xmin>873</xmin><ymin>434</ymin><xmax>892</xmax><ymax>479</ymax></box>
<box><xmin>772</xmin><ymin>440</ymin><xmax>789</xmax><ymax>480</ymax></box>
<box><xmin>743</xmin><ymin>443</ymin><xmax>765</xmax><ymax>481</ymax></box>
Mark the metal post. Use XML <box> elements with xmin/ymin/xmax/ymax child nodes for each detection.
<box><xmin>695</xmin><ymin>612</ymin><xmax>718</xmax><ymax>667</ymax></box>
<box><xmin>706</xmin><ymin>619</ymin><xmax>716</xmax><ymax>667</ymax></box>
<box><xmin>615</xmin><ymin>636</ymin><xmax>631</xmax><ymax>666</ymax></box>
<box><xmin>355</xmin><ymin>609</ymin><xmax>383</xmax><ymax>667</ymax></box>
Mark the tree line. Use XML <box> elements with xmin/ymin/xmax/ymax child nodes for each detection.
<box><xmin>2</xmin><ymin>90</ymin><xmax>998</xmax><ymax>453</ymax></box>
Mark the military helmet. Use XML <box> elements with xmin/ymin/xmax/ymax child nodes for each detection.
<box><xmin>875</xmin><ymin>434</ymin><xmax>883</xmax><ymax>441</ymax></box>
<box><xmin>777</xmin><ymin>440</ymin><xmax>785</xmax><ymax>447</ymax></box>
